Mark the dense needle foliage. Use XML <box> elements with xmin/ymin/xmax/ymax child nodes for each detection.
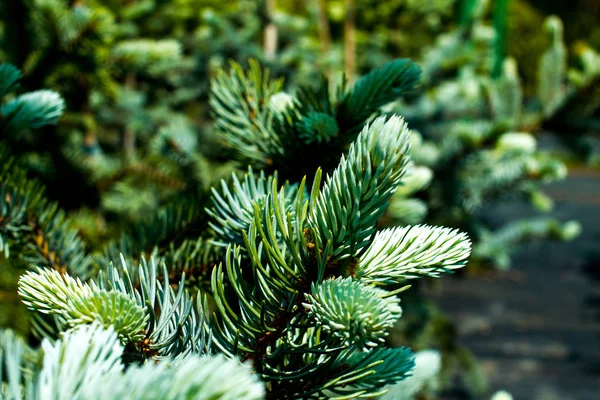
<box><xmin>0</xmin><ymin>1</ymin><xmax>596</xmax><ymax>398</ymax></box>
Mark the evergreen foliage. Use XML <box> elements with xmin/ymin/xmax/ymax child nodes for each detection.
<box><xmin>208</xmin><ymin>41</ymin><xmax>579</xmax><ymax>269</ymax></box>
<box><xmin>1</xmin><ymin>60</ymin><xmax>474</xmax><ymax>398</ymax></box>
<box><xmin>210</xmin><ymin>58</ymin><xmax>420</xmax><ymax>182</ymax></box>
<box><xmin>0</xmin><ymin>0</ymin><xmax>229</xmax><ymax>220</ymax></box>
<box><xmin>0</xmin><ymin>66</ymin><xmax>89</xmax><ymax>277</ymax></box>
<box><xmin>0</xmin><ymin>1</ymin><xmax>594</xmax><ymax>398</ymax></box>
<box><xmin>207</xmin><ymin>115</ymin><xmax>471</xmax><ymax>398</ymax></box>
<box><xmin>0</xmin><ymin>323</ymin><xmax>263</xmax><ymax>400</ymax></box>
<box><xmin>0</xmin><ymin>64</ymin><xmax>64</xmax><ymax>140</ymax></box>
<box><xmin>385</xmin><ymin>4</ymin><xmax>584</xmax><ymax>268</ymax></box>
<box><xmin>539</xmin><ymin>16</ymin><xmax>568</xmax><ymax>117</ymax></box>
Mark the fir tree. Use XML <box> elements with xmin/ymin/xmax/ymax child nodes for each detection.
<box><xmin>0</xmin><ymin>62</ymin><xmax>88</xmax><ymax>334</ymax></box>
<box><xmin>1</xmin><ymin>60</ymin><xmax>473</xmax><ymax>397</ymax></box>
<box><xmin>0</xmin><ymin>0</ymin><xmax>222</xmax><ymax>221</ymax></box>
<box><xmin>210</xmin><ymin>58</ymin><xmax>420</xmax><ymax>182</ymax></box>
<box><xmin>207</xmin><ymin>47</ymin><xmax>578</xmax><ymax>269</ymax></box>
<box><xmin>1</xmin><ymin>3</ymin><xmax>593</xmax><ymax>397</ymax></box>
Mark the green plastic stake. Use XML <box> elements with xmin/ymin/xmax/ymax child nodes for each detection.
<box><xmin>492</xmin><ymin>0</ymin><xmax>510</xmax><ymax>78</ymax></box>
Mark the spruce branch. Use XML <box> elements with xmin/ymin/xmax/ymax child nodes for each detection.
<box><xmin>0</xmin><ymin>45</ymin><xmax>490</xmax><ymax>398</ymax></box>
<box><xmin>308</xmin><ymin>115</ymin><xmax>411</xmax><ymax>261</ymax></box>
<box><xmin>354</xmin><ymin>226</ymin><xmax>471</xmax><ymax>285</ymax></box>
<box><xmin>208</xmin><ymin>113</ymin><xmax>470</xmax><ymax>398</ymax></box>
<box><xmin>67</xmin><ymin>291</ymin><xmax>148</xmax><ymax>344</ymax></box>
<box><xmin>337</xmin><ymin>58</ymin><xmax>421</xmax><ymax>134</ymax></box>
<box><xmin>18</xmin><ymin>257</ymin><xmax>210</xmax><ymax>361</ymax></box>
<box><xmin>103</xmin><ymin>200</ymin><xmax>201</xmax><ymax>254</ymax></box>
<box><xmin>538</xmin><ymin>16</ymin><xmax>568</xmax><ymax>117</ymax></box>
<box><xmin>1</xmin><ymin>323</ymin><xmax>263</xmax><ymax>399</ymax></box>
<box><xmin>0</xmin><ymin>64</ymin><xmax>21</xmax><ymax>98</ymax></box>
<box><xmin>0</xmin><ymin>66</ymin><xmax>90</xmax><ymax>277</ymax></box>
<box><xmin>211</xmin><ymin>59</ymin><xmax>420</xmax><ymax>181</ymax></box>
<box><xmin>474</xmin><ymin>217</ymin><xmax>581</xmax><ymax>269</ymax></box>
<box><xmin>19</xmin><ymin>267</ymin><xmax>94</xmax><ymax>317</ymax></box>
<box><xmin>95</xmin><ymin>351</ymin><xmax>265</xmax><ymax>400</ymax></box>
<box><xmin>1</xmin><ymin>90</ymin><xmax>64</xmax><ymax>133</ymax></box>
<box><xmin>303</xmin><ymin>277</ymin><xmax>402</xmax><ymax>350</ymax></box>
<box><xmin>0</xmin><ymin>147</ymin><xmax>92</xmax><ymax>277</ymax></box>
<box><xmin>99</xmin><ymin>256</ymin><xmax>211</xmax><ymax>361</ymax></box>
<box><xmin>0</xmin><ymin>329</ymin><xmax>31</xmax><ymax>400</ymax></box>
<box><xmin>210</xmin><ymin>59</ymin><xmax>284</xmax><ymax>166</ymax></box>
<box><xmin>0</xmin><ymin>63</ymin><xmax>64</xmax><ymax>136</ymax></box>
<box><xmin>38</xmin><ymin>323</ymin><xmax>124</xmax><ymax>400</ymax></box>
<box><xmin>207</xmin><ymin>167</ymin><xmax>298</xmax><ymax>247</ymax></box>
<box><xmin>316</xmin><ymin>347</ymin><xmax>415</xmax><ymax>399</ymax></box>
<box><xmin>210</xmin><ymin>173</ymin><xmax>312</xmax><ymax>361</ymax></box>
<box><xmin>112</xmin><ymin>39</ymin><xmax>183</xmax><ymax>72</ymax></box>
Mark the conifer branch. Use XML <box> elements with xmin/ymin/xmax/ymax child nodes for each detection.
<box><xmin>0</xmin><ymin>67</ymin><xmax>91</xmax><ymax>278</ymax></box>
<box><xmin>210</xmin><ymin>59</ymin><xmax>420</xmax><ymax>180</ymax></box>
<box><xmin>1</xmin><ymin>323</ymin><xmax>263</xmax><ymax>399</ymax></box>
<box><xmin>353</xmin><ymin>226</ymin><xmax>471</xmax><ymax>285</ymax></box>
<box><xmin>208</xmin><ymin>115</ymin><xmax>471</xmax><ymax>398</ymax></box>
<box><xmin>18</xmin><ymin>257</ymin><xmax>210</xmax><ymax>361</ymax></box>
<box><xmin>308</xmin><ymin>115</ymin><xmax>411</xmax><ymax>261</ymax></box>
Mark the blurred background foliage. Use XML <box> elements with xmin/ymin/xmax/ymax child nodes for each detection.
<box><xmin>0</xmin><ymin>0</ymin><xmax>598</xmax><ymax>398</ymax></box>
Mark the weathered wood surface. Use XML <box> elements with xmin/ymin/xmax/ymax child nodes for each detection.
<box><xmin>428</xmin><ymin>167</ymin><xmax>600</xmax><ymax>400</ymax></box>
